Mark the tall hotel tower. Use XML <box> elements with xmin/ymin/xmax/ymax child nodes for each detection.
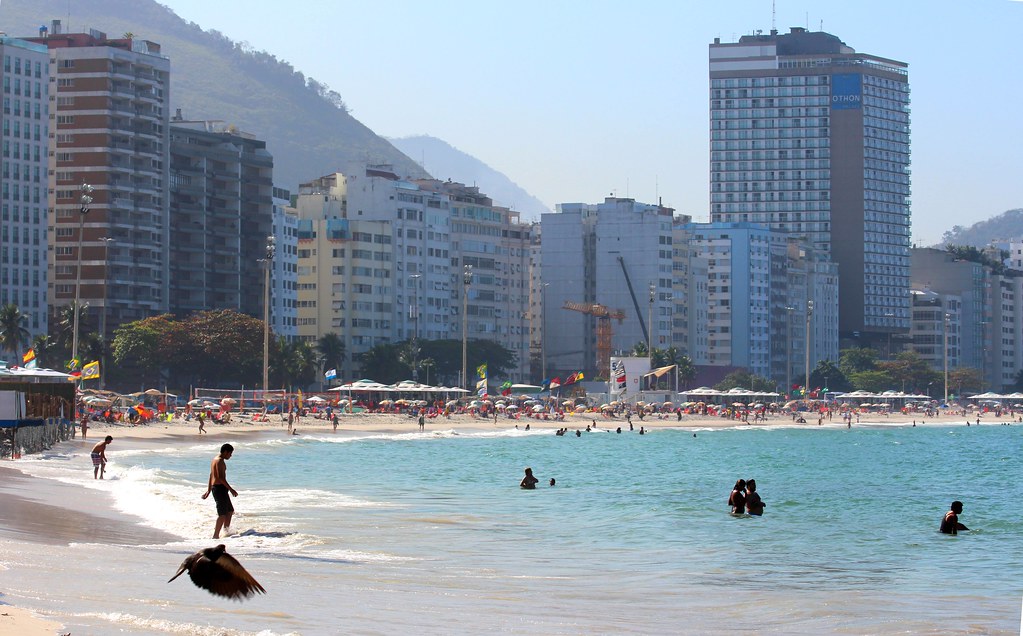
<box><xmin>709</xmin><ymin>27</ymin><xmax>910</xmax><ymax>348</ymax></box>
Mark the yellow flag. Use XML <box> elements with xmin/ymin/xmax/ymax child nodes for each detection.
<box><xmin>81</xmin><ymin>360</ymin><xmax>100</xmax><ymax>380</ymax></box>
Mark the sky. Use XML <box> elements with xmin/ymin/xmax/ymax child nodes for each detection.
<box><xmin>156</xmin><ymin>0</ymin><xmax>1022</xmax><ymax>245</ymax></box>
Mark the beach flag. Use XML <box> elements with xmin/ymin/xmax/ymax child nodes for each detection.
<box><xmin>612</xmin><ymin>359</ymin><xmax>627</xmax><ymax>390</ymax></box>
<box><xmin>540</xmin><ymin>378</ymin><xmax>550</xmax><ymax>391</ymax></box>
<box><xmin>325</xmin><ymin>368</ymin><xmax>337</xmax><ymax>380</ymax></box>
<box><xmin>562</xmin><ymin>373</ymin><xmax>576</xmax><ymax>387</ymax></box>
<box><xmin>550</xmin><ymin>377</ymin><xmax>562</xmax><ymax>390</ymax></box>
<box><xmin>25</xmin><ymin>357</ymin><xmax>37</xmax><ymax>369</ymax></box>
<box><xmin>22</xmin><ymin>349</ymin><xmax>35</xmax><ymax>365</ymax></box>
<box><xmin>297</xmin><ymin>389</ymin><xmax>304</xmax><ymax>409</ymax></box>
<box><xmin>81</xmin><ymin>360</ymin><xmax>100</xmax><ymax>380</ymax></box>
<box><xmin>500</xmin><ymin>381</ymin><xmax>512</xmax><ymax>396</ymax></box>
<box><xmin>66</xmin><ymin>357</ymin><xmax>80</xmax><ymax>371</ymax></box>
<box><xmin>476</xmin><ymin>363</ymin><xmax>487</xmax><ymax>380</ymax></box>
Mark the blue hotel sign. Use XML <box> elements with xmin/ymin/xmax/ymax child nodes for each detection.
<box><xmin>831</xmin><ymin>73</ymin><xmax>862</xmax><ymax>110</ymax></box>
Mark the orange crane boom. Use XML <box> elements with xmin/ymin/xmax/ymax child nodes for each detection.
<box><xmin>562</xmin><ymin>302</ymin><xmax>626</xmax><ymax>377</ymax></box>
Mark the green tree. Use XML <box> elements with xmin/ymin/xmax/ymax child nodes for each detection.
<box><xmin>273</xmin><ymin>338</ymin><xmax>320</xmax><ymax>389</ymax></box>
<box><xmin>357</xmin><ymin>342</ymin><xmax>406</xmax><ymax>384</ymax></box>
<box><xmin>809</xmin><ymin>360</ymin><xmax>851</xmax><ymax>393</ymax></box>
<box><xmin>111</xmin><ymin>314</ymin><xmax>176</xmax><ymax>388</ymax></box>
<box><xmin>165</xmin><ymin>310</ymin><xmax>265</xmax><ymax>387</ymax></box>
<box><xmin>714</xmin><ymin>369</ymin><xmax>775</xmax><ymax>393</ymax></box>
<box><xmin>848</xmin><ymin>370</ymin><xmax>894</xmax><ymax>393</ymax></box>
<box><xmin>30</xmin><ymin>334</ymin><xmax>57</xmax><ymax>369</ymax></box>
<box><xmin>839</xmin><ymin>347</ymin><xmax>879</xmax><ymax>378</ymax></box>
<box><xmin>0</xmin><ymin>303</ymin><xmax>30</xmax><ymax>360</ymax></box>
<box><xmin>316</xmin><ymin>333</ymin><xmax>346</xmax><ymax>374</ymax></box>
<box><xmin>878</xmin><ymin>351</ymin><xmax>941</xmax><ymax>393</ymax></box>
<box><xmin>948</xmin><ymin>367</ymin><xmax>984</xmax><ymax>395</ymax></box>
<box><xmin>52</xmin><ymin>302</ymin><xmax>89</xmax><ymax>353</ymax></box>
<box><xmin>631</xmin><ymin>341</ymin><xmax>649</xmax><ymax>357</ymax></box>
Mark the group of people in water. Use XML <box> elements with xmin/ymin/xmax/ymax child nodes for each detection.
<box><xmin>724</xmin><ymin>477</ymin><xmax>970</xmax><ymax>534</ymax></box>
<box><xmin>728</xmin><ymin>479</ymin><xmax>766</xmax><ymax>516</ymax></box>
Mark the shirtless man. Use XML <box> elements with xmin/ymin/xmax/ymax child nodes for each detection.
<box><xmin>520</xmin><ymin>467</ymin><xmax>539</xmax><ymax>490</ymax></box>
<box><xmin>201</xmin><ymin>443</ymin><xmax>238</xmax><ymax>539</ymax></box>
<box><xmin>91</xmin><ymin>435</ymin><xmax>113</xmax><ymax>479</ymax></box>
<box><xmin>939</xmin><ymin>500</ymin><xmax>969</xmax><ymax>535</ymax></box>
<box><xmin>728</xmin><ymin>479</ymin><xmax>747</xmax><ymax>514</ymax></box>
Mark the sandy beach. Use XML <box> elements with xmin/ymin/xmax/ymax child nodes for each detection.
<box><xmin>0</xmin><ymin>407</ymin><xmax>999</xmax><ymax>634</ymax></box>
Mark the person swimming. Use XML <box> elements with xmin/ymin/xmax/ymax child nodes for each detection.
<box><xmin>745</xmin><ymin>478</ymin><xmax>765</xmax><ymax>516</ymax></box>
<box><xmin>520</xmin><ymin>467</ymin><xmax>539</xmax><ymax>490</ymax></box>
<box><xmin>728</xmin><ymin>479</ymin><xmax>746</xmax><ymax>514</ymax></box>
<box><xmin>939</xmin><ymin>500</ymin><xmax>969</xmax><ymax>535</ymax></box>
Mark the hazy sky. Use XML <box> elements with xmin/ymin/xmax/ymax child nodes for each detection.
<box><xmin>157</xmin><ymin>0</ymin><xmax>1021</xmax><ymax>245</ymax></box>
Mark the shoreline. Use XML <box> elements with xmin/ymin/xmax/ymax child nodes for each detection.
<box><xmin>0</xmin><ymin>410</ymin><xmax>1005</xmax><ymax>635</ymax></box>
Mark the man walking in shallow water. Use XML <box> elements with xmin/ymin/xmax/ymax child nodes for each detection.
<box><xmin>202</xmin><ymin>443</ymin><xmax>237</xmax><ymax>539</ymax></box>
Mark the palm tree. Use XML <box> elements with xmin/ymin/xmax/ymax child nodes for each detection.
<box><xmin>54</xmin><ymin>302</ymin><xmax>89</xmax><ymax>351</ymax></box>
<box><xmin>31</xmin><ymin>334</ymin><xmax>56</xmax><ymax>369</ymax></box>
<box><xmin>316</xmin><ymin>333</ymin><xmax>346</xmax><ymax>373</ymax></box>
<box><xmin>0</xmin><ymin>303</ymin><xmax>30</xmax><ymax>360</ymax></box>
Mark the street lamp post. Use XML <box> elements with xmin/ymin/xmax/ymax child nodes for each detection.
<box><xmin>647</xmin><ymin>282</ymin><xmax>655</xmax><ymax>353</ymax></box>
<box><xmin>785</xmin><ymin>305</ymin><xmax>795</xmax><ymax>398</ymax></box>
<box><xmin>804</xmin><ymin>299</ymin><xmax>814</xmax><ymax>397</ymax></box>
<box><xmin>462</xmin><ymin>265</ymin><xmax>473</xmax><ymax>390</ymax></box>
<box><xmin>71</xmin><ymin>183</ymin><xmax>94</xmax><ymax>376</ymax></box>
<box><xmin>540</xmin><ymin>282</ymin><xmax>549</xmax><ymax>381</ymax></box>
<box><xmin>98</xmin><ymin>237</ymin><xmax>114</xmax><ymax>389</ymax></box>
<box><xmin>409</xmin><ymin>274</ymin><xmax>421</xmax><ymax>382</ymax></box>
<box><xmin>943</xmin><ymin>312</ymin><xmax>951</xmax><ymax>404</ymax></box>
<box><xmin>262</xmin><ymin>235</ymin><xmax>276</xmax><ymax>404</ymax></box>
<box><xmin>884</xmin><ymin>312</ymin><xmax>895</xmax><ymax>359</ymax></box>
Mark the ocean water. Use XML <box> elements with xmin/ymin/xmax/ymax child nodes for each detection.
<box><xmin>2</xmin><ymin>422</ymin><xmax>1021</xmax><ymax>635</ymax></box>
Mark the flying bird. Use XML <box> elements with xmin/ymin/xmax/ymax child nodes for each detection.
<box><xmin>168</xmin><ymin>544</ymin><xmax>266</xmax><ymax>600</ymax></box>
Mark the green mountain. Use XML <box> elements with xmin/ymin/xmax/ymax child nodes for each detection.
<box><xmin>390</xmin><ymin>135</ymin><xmax>551</xmax><ymax>221</ymax></box>
<box><xmin>2</xmin><ymin>0</ymin><xmax>429</xmax><ymax>189</ymax></box>
<box><xmin>939</xmin><ymin>208</ymin><xmax>1023</xmax><ymax>248</ymax></box>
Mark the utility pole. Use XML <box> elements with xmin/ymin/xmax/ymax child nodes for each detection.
<box><xmin>804</xmin><ymin>299</ymin><xmax>814</xmax><ymax>397</ymax></box>
<box><xmin>462</xmin><ymin>265</ymin><xmax>473</xmax><ymax>390</ymax></box>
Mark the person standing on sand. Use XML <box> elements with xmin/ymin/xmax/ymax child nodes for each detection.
<box><xmin>198</xmin><ymin>412</ymin><xmax>207</xmax><ymax>434</ymax></box>
<box><xmin>91</xmin><ymin>435</ymin><xmax>113</xmax><ymax>479</ymax></box>
<box><xmin>419</xmin><ymin>412</ymin><xmax>425</xmax><ymax>432</ymax></box>
<box><xmin>939</xmin><ymin>501</ymin><xmax>969</xmax><ymax>535</ymax></box>
<box><xmin>332</xmin><ymin>413</ymin><xmax>339</xmax><ymax>432</ymax></box>
<box><xmin>202</xmin><ymin>443</ymin><xmax>238</xmax><ymax>539</ymax></box>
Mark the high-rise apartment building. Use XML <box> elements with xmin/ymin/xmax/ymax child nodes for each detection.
<box><xmin>271</xmin><ymin>186</ymin><xmax>298</xmax><ymax>340</ymax></box>
<box><xmin>0</xmin><ymin>36</ymin><xmax>49</xmax><ymax>337</ymax></box>
<box><xmin>29</xmin><ymin>23</ymin><xmax>171</xmax><ymax>337</ymax></box>
<box><xmin>541</xmin><ymin>198</ymin><xmax>677</xmax><ymax>377</ymax></box>
<box><xmin>294</xmin><ymin>168</ymin><xmax>532</xmax><ymax>382</ymax></box>
<box><xmin>676</xmin><ymin>222</ymin><xmax>838</xmax><ymax>383</ymax></box>
<box><xmin>168</xmin><ymin>115</ymin><xmax>274</xmax><ymax>319</ymax></box>
<box><xmin>709</xmin><ymin>27</ymin><xmax>911</xmax><ymax>348</ymax></box>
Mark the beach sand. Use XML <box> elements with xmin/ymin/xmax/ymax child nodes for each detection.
<box><xmin>0</xmin><ymin>407</ymin><xmax>989</xmax><ymax>634</ymax></box>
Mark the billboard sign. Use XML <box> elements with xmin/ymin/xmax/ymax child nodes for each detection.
<box><xmin>831</xmin><ymin>73</ymin><xmax>862</xmax><ymax>110</ymax></box>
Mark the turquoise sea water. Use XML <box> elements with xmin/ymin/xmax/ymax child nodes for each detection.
<box><xmin>3</xmin><ymin>422</ymin><xmax>1022</xmax><ymax>634</ymax></box>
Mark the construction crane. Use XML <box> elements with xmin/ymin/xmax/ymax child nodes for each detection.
<box><xmin>562</xmin><ymin>301</ymin><xmax>626</xmax><ymax>377</ymax></box>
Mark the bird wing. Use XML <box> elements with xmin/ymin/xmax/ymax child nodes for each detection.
<box><xmin>188</xmin><ymin>551</ymin><xmax>266</xmax><ymax>600</ymax></box>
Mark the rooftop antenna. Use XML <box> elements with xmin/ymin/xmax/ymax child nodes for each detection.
<box><xmin>772</xmin><ymin>0</ymin><xmax>776</xmax><ymax>33</ymax></box>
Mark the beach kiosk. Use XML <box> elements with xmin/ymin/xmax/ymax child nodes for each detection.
<box><xmin>0</xmin><ymin>365</ymin><xmax>76</xmax><ymax>458</ymax></box>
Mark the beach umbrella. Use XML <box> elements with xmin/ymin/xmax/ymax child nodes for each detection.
<box><xmin>470</xmin><ymin>400</ymin><xmax>481</xmax><ymax>408</ymax></box>
<box><xmin>532</xmin><ymin>405</ymin><xmax>544</xmax><ymax>412</ymax></box>
<box><xmin>307</xmin><ymin>396</ymin><xmax>326</xmax><ymax>403</ymax></box>
<box><xmin>446</xmin><ymin>400</ymin><xmax>458</xmax><ymax>406</ymax></box>
<box><xmin>663</xmin><ymin>401</ymin><xmax>674</xmax><ymax>407</ymax></box>
<box><xmin>599</xmin><ymin>403</ymin><xmax>611</xmax><ymax>410</ymax></box>
<box><xmin>523</xmin><ymin>399</ymin><xmax>537</xmax><ymax>405</ymax></box>
<box><xmin>506</xmin><ymin>404</ymin><xmax>519</xmax><ymax>411</ymax></box>
<box><xmin>481</xmin><ymin>399</ymin><xmax>493</xmax><ymax>405</ymax></box>
<box><xmin>379</xmin><ymin>399</ymin><xmax>394</xmax><ymax>405</ymax></box>
<box><xmin>575</xmin><ymin>405</ymin><xmax>586</xmax><ymax>412</ymax></box>
<box><xmin>496</xmin><ymin>403</ymin><xmax>507</xmax><ymax>410</ymax></box>
<box><xmin>562</xmin><ymin>400</ymin><xmax>574</xmax><ymax>406</ymax></box>
<box><xmin>188</xmin><ymin>398</ymin><xmax>204</xmax><ymax>407</ymax></box>
<box><xmin>221</xmin><ymin>397</ymin><xmax>237</xmax><ymax>407</ymax></box>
